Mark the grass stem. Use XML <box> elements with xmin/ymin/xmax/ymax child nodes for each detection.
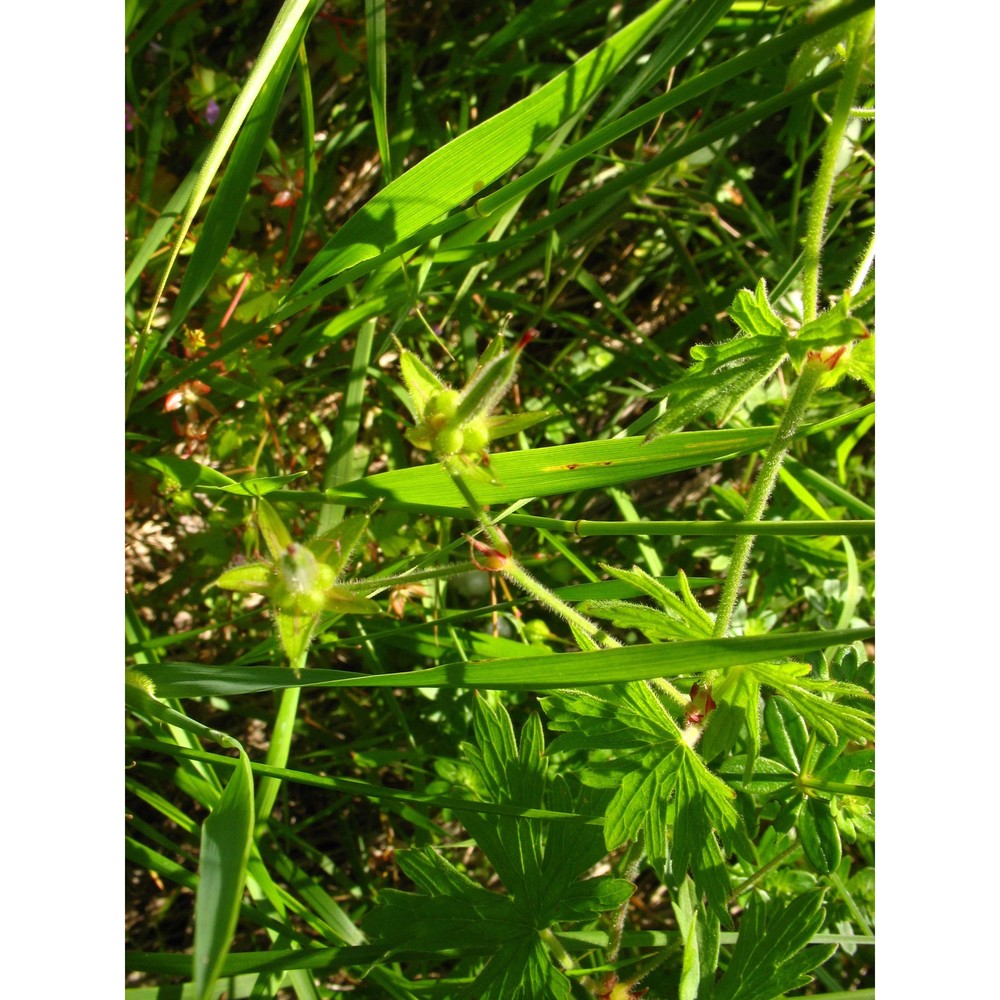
<box><xmin>254</xmin><ymin>652</ymin><xmax>306</xmax><ymax>828</ymax></box>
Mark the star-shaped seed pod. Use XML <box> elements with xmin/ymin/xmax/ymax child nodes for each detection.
<box><xmin>397</xmin><ymin>331</ymin><xmax>552</xmax><ymax>482</ymax></box>
<box><xmin>214</xmin><ymin>499</ymin><xmax>380</xmax><ymax>665</ymax></box>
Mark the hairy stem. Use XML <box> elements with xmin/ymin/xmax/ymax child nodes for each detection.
<box><xmin>711</xmin><ymin>359</ymin><xmax>826</xmax><ymax>643</ymax></box>
<box><xmin>446</xmin><ymin>461</ymin><xmax>620</xmax><ymax>649</ymax></box>
<box><xmin>607</xmin><ymin>838</ymin><xmax>646</xmax><ymax>963</ymax></box>
<box><xmin>802</xmin><ymin>10</ymin><xmax>874</xmax><ymax>322</ymax></box>
<box><xmin>727</xmin><ymin>841</ymin><xmax>803</xmax><ymax>905</ymax></box>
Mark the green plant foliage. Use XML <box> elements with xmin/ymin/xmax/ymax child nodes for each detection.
<box><xmin>366</xmin><ymin>697</ymin><xmax>634</xmax><ymax>997</ymax></box>
<box><xmin>712</xmin><ymin>890</ymin><xmax>836</xmax><ymax>1000</ymax></box>
<box><xmin>542</xmin><ymin>682</ymin><xmax>754</xmax><ymax>922</ymax></box>
<box><xmin>126</xmin><ymin>0</ymin><xmax>875</xmax><ymax>995</ymax></box>
<box><xmin>645</xmin><ymin>279</ymin><xmax>870</xmax><ymax>439</ymax></box>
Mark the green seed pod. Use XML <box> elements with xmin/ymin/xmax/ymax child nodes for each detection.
<box><xmin>426</xmin><ymin>388</ymin><xmax>460</xmax><ymax>421</ymax></box>
<box><xmin>461</xmin><ymin>418</ymin><xmax>490</xmax><ymax>453</ymax></box>
<box><xmin>278</xmin><ymin>544</ymin><xmax>319</xmax><ymax>594</ymax></box>
<box><xmin>432</xmin><ymin>426</ymin><xmax>464</xmax><ymax>456</ymax></box>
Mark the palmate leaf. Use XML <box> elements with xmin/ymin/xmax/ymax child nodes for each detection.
<box><xmin>580</xmin><ymin>565</ymin><xmax>714</xmax><ymax>641</ymax></box>
<box><xmin>750</xmin><ymin>661</ymin><xmax>874</xmax><ymax>744</ymax></box>
<box><xmin>643</xmin><ymin>278</ymin><xmax>871</xmax><ymax>440</ymax></box>
<box><xmin>542</xmin><ymin>682</ymin><xmax>753</xmax><ymax>922</ymax></box>
<box><xmin>365</xmin><ymin>846</ymin><xmax>525</xmax><ymax>951</ymax></box>
<box><xmin>713</xmin><ymin>890</ymin><xmax>836</xmax><ymax>1000</ymax></box>
<box><xmin>468</xmin><ymin>937</ymin><xmax>573</xmax><ymax>1000</ymax></box>
<box><xmin>366</xmin><ymin>697</ymin><xmax>633</xmax><ymax>995</ymax></box>
<box><xmin>644</xmin><ymin>279</ymin><xmax>789</xmax><ymax>440</ymax></box>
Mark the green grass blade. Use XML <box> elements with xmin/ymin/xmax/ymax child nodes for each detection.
<box><xmin>126</xmin><ymin>684</ymin><xmax>255</xmax><ymax>1000</ymax></box>
<box><xmin>155</xmin><ymin>5</ymin><xmax>315</xmax><ymax>346</ymax></box>
<box><xmin>273</xmin><ymin>60</ymin><xmax>845</xmax><ymax>330</ymax></box>
<box><xmin>594</xmin><ymin>0</ymin><xmax>732</xmax><ymax>127</ymax></box>
<box><xmin>316</xmin><ymin>317</ymin><xmax>376</xmax><ymax>532</ymax></box>
<box><xmin>126</xmin><ymin>0</ymin><xmax>316</xmax><ymax>411</ymax></box>
<box><xmin>365</xmin><ymin>0</ymin><xmax>391</xmax><ymax>181</ymax></box>
<box><xmin>127</xmin><ymin>737</ymin><xmax>601</xmax><ymax>824</ymax></box>
<box><xmin>784</xmin><ymin>457</ymin><xmax>875</xmax><ymax>518</ymax></box>
<box><xmin>125</xmin><ymin>148</ymin><xmax>205</xmax><ymax>293</ymax></box>
<box><xmin>298</xmin><ymin>428</ymin><xmax>778</xmax><ymax>513</ymax></box>
<box><xmin>284</xmin><ymin>0</ymin><xmax>677</xmax><ymax>300</ymax></box>
<box><xmin>472</xmin><ymin>0</ymin><xmax>871</xmax><ymax>221</ymax></box>
<box><xmin>192</xmin><ymin>750</ymin><xmax>254</xmax><ymax>1000</ymax></box>
<box><xmin>144</xmin><ymin>628</ymin><xmax>873</xmax><ymax>696</ymax></box>
<box><xmin>285</xmin><ymin>42</ymin><xmax>317</xmax><ymax>270</ymax></box>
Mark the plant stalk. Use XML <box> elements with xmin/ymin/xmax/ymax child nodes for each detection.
<box><xmin>727</xmin><ymin>841</ymin><xmax>803</xmax><ymax>905</ymax></box>
<box><xmin>711</xmin><ymin>359</ymin><xmax>826</xmax><ymax>643</ymax></box>
<box><xmin>446</xmin><ymin>462</ymin><xmax>620</xmax><ymax>649</ymax></box>
<box><xmin>801</xmin><ymin>10</ymin><xmax>874</xmax><ymax>323</ymax></box>
<box><xmin>255</xmin><ymin>649</ymin><xmax>306</xmax><ymax>828</ymax></box>
<box><xmin>799</xmin><ymin>775</ymin><xmax>874</xmax><ymax>799</ymax></box>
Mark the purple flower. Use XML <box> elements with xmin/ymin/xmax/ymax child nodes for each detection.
<box><xmin>125</xmin><ymin>103</ymin><xmax>135</xmax><ymax>131</ymax></box>
<box><xmin>204</xmin><ymin>99</ymin><xmax>220</xmax><ymax>126</ymax></box>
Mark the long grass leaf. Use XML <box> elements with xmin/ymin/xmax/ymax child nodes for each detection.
<box><xmin>145</xmin><ymin>627</ymin><xmax>873</xmax><ymax>696</ymax></box>
<box><xmin>156</xmin><ymin>5</ymin><xmax>314</xmax><ymax>345</ymax></box>
<box><xmin>125</xmin><ymin>149</ymin><xmax>205</xmax><ymax>293</ymax></box>
<box><xmin>365</xmin><ymin>0</ymin><xmax>391</xmax><ymax>181</ymax></box>
<box><xmin>125</xmin><ymin>684</ymin><xmax>255</xmax><ymax>1000</ymax></box>
<box><xmin>270</xmin><ymin>62</ymin><xmax>846</xmax><ymax>329</ymax></box>
<box><xmin>192</xmin><ymin>751</ymin><xmax>254</xmax><ymax>1000</ymax></box>
<box><xmin>127</xmin><ymin>736</ymin><xmax>601</xmax><ymax>823</ymax></box>
<box><xmin>285</xmin><ymin>0</ymin><xmax>678</xmax><ymax>299</ymax></box>
<box><xmin>126</xmin><ymin>0</ymin><xmax>316</xmax><ymax>410</ymax></box>
<box><xmin>270</xmin><ymin>428</ymin><xmax>777</xmax><ymax>514</ymax></box>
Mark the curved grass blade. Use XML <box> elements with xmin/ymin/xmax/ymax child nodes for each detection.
<box><xmin>124</xmin><ymin>148</ymin><xmax>205</xmax><ymax>294</ymax></box>
<box><xmin>126</xmin><ymin>682</ymin><xmax>254</xmax><ymax>1000</ymax></box>
<box><xmin>282</xmin><ymin>0</ymin><xmax>870</xmax><ymax>316</ymax></box>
